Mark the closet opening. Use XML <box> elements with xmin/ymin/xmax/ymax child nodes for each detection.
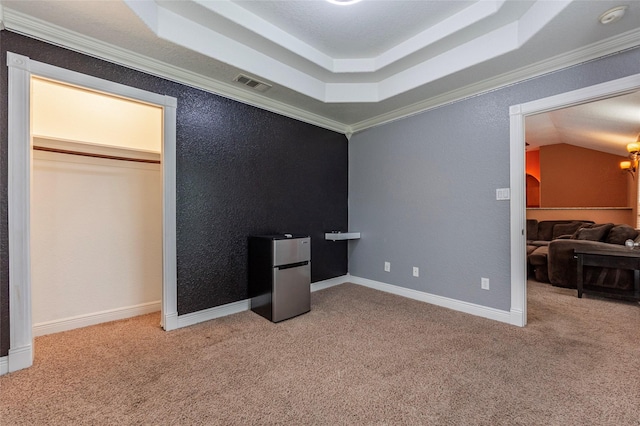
<box><xmin>6</xmin><ymin>52</ymin><xmax>178</xmax><ymax>373</ymax></box>
<box><xmin>30</xmin><ymin>77</ymin><xmax>163</xmax><ymax>337</ymax></box>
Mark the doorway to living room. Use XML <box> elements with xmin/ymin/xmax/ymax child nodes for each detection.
<box><xmin>510</xmin><ymin>72</ymin><xmax>640</xmax><ymax>325</ymax></box>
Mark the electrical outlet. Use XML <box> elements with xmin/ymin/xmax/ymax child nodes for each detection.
<box><xmin>481</xmin><ymin>277</ymin><xmax>490</xmax><ymax>290</ymax></box>
<box><xmin>413</xmin><ymin>267</ymin><xmax>419</xmax><ymax>277</ymax></box>
<box><xmin>384</xmin><ymin>261</ymin><xmax>391</xmax><ymax>272</ymax></box>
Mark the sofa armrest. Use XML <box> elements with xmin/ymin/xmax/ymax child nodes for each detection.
<box><xmin>548</xmin><ymin>239</ymin><xmax>634</xmax><ymax>289</ymax></box>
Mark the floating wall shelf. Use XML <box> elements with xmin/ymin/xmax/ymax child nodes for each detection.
<box><xmin>325</xmin><ymin>232</ymin><xmax>361</xmax><ymax>241</ymax></box>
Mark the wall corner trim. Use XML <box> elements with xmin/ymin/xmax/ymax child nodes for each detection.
<box><xmin>7</xmin><ymin>344</ymin><xmax>33</xmax><ymax>373</ymax></box>
<box><xmin>162</xmin><ymin>312</ymin><xmax>179</xmax><ymax>332</ymax></box>
<box><xmin>349</xmin><ymin>276</ymin><xmax>514</xmax><ymax>325</ymax></box>
<box><xmin>7</xmin><ymin>50</ymin><xmax>34</xmax><ymax>373</ymax></box>
<box><xmin>6</xmin><ymin>51</ymin><xmax>29</xmax><ymax>70</ymax></box>
<box><xmin>0</xmin><ymin>356</ymin><xmax>8</xmax><ymax>375</ymax></box>
<box><xmin>510</xmin><ymin>309</ymin><xmax>526</xmax><ymax>327</ymax></box>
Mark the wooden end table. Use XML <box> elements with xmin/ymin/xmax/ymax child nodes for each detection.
<box><xmin>574</xmin><ymin>248</ymin><xmax>640</xmax><ymax>300</ymax></box>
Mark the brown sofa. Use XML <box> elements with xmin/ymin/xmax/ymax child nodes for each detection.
<box><xmin>527</xmin><ymin>219</ymin><xmax>594</xmax><ymax>282</ymax></box>
<box><xmin>527</xmin><ymin>219</ymin><xmax>640</xmax><ymax>292</ymax></box>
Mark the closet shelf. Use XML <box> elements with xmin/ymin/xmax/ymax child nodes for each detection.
<box><xmin>32</xmin><ymin>135</ymin><xmax>161</xmax><ymax>164</ymax></box>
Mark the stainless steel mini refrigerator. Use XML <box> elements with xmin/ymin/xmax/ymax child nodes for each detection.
<box><xmin>248</xmin><ymin>234</ymin><xmax>311</xmax><ymax>322</ymax></box>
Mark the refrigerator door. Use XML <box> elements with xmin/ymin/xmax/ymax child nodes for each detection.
<box><xmin>273</xmin><ymin>237</ymin><xmax>310</xmax><ymax>266</ymax></box>
<box><xmin>272</xmin><ymin>262</ymin><xmax>311</xmax><ymax>322</ymax></box>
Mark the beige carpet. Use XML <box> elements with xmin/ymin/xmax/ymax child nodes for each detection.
<box><xmin>1</xmin><ymin>281</ymin><xmax>639</xmax><ymax>425</ymax></box>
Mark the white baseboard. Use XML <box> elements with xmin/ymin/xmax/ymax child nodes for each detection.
<box><xmin>349</xmin><ymin>275</ymin><xmax>513</xmax><ymax>325</ymax></box>
<box><xmin>174</xmin><ymin>275</ymin><xmax>352</xmax><ymax>329</ymax></box>
<box><xmin>311</xmin><ymin>274</ymin><xmax>350</xmax><ymax>292</ymax></box>
<box><xmin>162</xmin><ymin>311</ymin><xmax>179</xmax><ymax>331</ymax></box>
<box><xmin>0</xmin><ymin>356</ymin><xmax>8</xmax><ymax>375</ymax></box>
<box><xmin>33</xmin><ymin>300</ymin><xmax>161</xmax><ymax>337</ymax></box>
<box><xmin>177</xmin><ymin>299</ymin><xmax>251</xmax><ymax>329</ymax></box>
<box><xmin>2</xmin><ymin>274</ymin><xmax>515</xmax><ymax>377</ymax></box>
<box><xmin>171</xmin><ymin>274</ymin><xmax>513</xmax><ymax>330</ymax></box>
<box><xmin>510</xmin><ymin>308</ymin><xmax>526</xmax><ymax>327</ymax></box>
<box><xmin>7</xmin><ymin>344</ymin><xmax>33</xmax><ymax>373</ymax></box>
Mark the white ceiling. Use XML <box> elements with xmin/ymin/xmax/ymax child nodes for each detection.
<box><xmin>1</xmin><ymin>0</ymin><xmax>639</xmax><ymax>145</ymax></box>
<box><xmin>526</xmin><ymin>90</ymin><xmax>640</xmax><ymax>157</ymax></box>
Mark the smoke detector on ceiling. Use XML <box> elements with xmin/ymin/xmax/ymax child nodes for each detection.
<box><xmin>599</xmin><ymin>6</ymin><xmax>627</xmax><ymax>25</ymax></box>
<box><xmin>233</xmin><ymin>74</ymin><xmax>272</xmax><ymax>93</ymax></box>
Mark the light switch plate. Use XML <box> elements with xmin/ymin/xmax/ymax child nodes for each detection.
<box><xmin>496</xmin><ymin>188</ymin><xmax>510</xmax><ymax>200</ymax></box>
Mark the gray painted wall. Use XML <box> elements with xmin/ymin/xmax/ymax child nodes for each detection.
<box><xmin>349</xmin><ymin>46</ymin><xmax>640</xmax><ymax>312</ymax></box>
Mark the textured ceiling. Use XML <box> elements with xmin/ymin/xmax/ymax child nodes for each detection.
<box><xmin>231</xmin><ymin>0</ymin><xmax>477</xmax><ymax>58</ymax></box>
<box><xmin>1</xmin><ymin>0</ymin><xmax>639</xmax><ymax>148</ymax></box>
<box><xmin>526</xmin><ymin>91</ymin><xmax>640</xmax><ymax>157</ymax></box>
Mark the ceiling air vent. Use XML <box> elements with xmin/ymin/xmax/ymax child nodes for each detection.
<box><xmin>234</xmin><ymin>74</ymin><xmax>272</xmax><ymax>93</ymax></box>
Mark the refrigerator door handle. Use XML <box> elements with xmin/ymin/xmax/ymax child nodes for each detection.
<box><xmin>276</xmin><ymin>260</ymin><xmax>309</xmax><ymax>270</ymax></box>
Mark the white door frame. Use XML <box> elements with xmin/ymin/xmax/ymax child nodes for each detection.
<box><xmin>6</xmin><ymin>52</ymin><xmax>178</xmax><ymax>373</ymax></box>
<box><xmin>509</xmin><ymin>72</ymin><xmax>640</xmax><ymax>327</ymax></box>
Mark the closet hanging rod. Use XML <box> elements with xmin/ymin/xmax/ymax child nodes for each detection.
<box><xmin>33</xmin><ymin>145</ymin><xmax>161</xmax><ymax>164</ymax></box>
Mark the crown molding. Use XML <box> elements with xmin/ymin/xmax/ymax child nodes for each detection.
<box><xmin>2</xmin><ymin>7</ymin><xmax>639</xmax><ymax>136</ymax></box>
<box><xmin>350</xmin><ymin>27</ymin><xmax>640</xmax><ymax>133</ymax></box>
<box><xmin>118</xmin><ymin>0</ymin><xmax>564</xmax><ymax>103</ymax></box>
<box><xmin>1</xmin><ymin>8</ymin><xmax>350</xmax><ymax>134</ymax></box>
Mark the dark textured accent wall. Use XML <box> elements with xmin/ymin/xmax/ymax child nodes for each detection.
<box><xmin>0</xmin><ymin>31</ymin><xmax>348</xmax><ymax>356</ymax></box>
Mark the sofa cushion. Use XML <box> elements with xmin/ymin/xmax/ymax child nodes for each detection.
<box><xmin>605</xmin><ymin>225</ymin><xmax>638</xmax><ymax>245</ymax></box>
<box><xmin>529</xmin><ymin>240</ymin><xmax>550</xmax><ymax>247</ymax></box>
<box><xmin>573</xmin><ymin>223</ymin><xmax>614</xmax><ymax>241</ymax></box>
<box><xmin>552</xmin><ymin>221</ymin><xmax>584</xmax><ymax>239</ymax></box>
<box><xmin>537</xmin><ymin>221</ymin><xmax>557</xmax><ymax>241</ymax></box>
<box><xmin>528</xmin><ymin>246</ymin><xmax>548</xmax><ymax>266</ymax></box>
<box><xmin>535</xmin><ymin>220</ymin><xmax>595</xmax><ymax>241</ymax></box>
